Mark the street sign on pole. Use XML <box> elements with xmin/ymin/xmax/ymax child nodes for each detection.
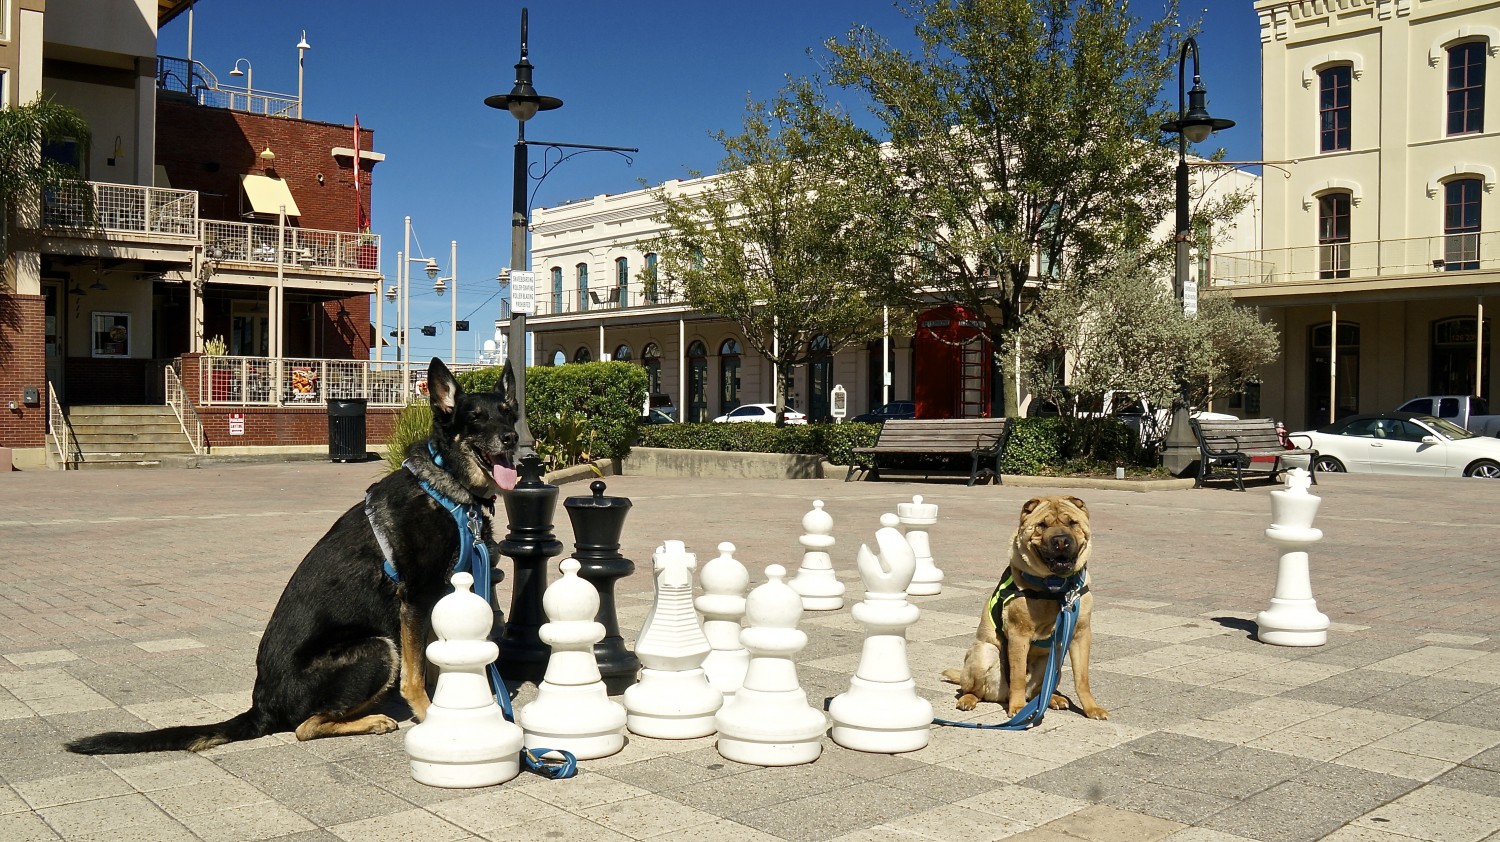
<box><xmin>510</xmin><ymin>270</ymin><xmax>536</xmax><ymax>315</ymax></box>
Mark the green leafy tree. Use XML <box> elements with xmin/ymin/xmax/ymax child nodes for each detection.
<box><xmin>0</xmin><ymin>96</ymin><xmax>93</xmax><ymax>262</ymax></box>
<box><xmin>822</xmin><ymin>0</ymin><xmax>1234</xmax><ymax>414</ymax></box>
<box><xmin>647</xmin><ymin>86</ymin><xmax>905</xmax><ymax>422</ymax></box>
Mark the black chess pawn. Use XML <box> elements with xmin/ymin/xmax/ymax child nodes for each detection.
<box><xmin>564</xmin><ymin>480</ymin><xmax>641</xmax><ymax>694</ymax></box>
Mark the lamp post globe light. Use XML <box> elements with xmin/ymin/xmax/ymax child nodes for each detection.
<box><xmin>1159</xmin><ymin>34</ymin><xmax>1235</xmax><ymax>477</ymax></box>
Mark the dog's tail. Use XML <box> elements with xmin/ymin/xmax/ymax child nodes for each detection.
<box><xmin>65</xmin><ymin>709</ymin><xmax>269</xmax><ymax>755</ymax></box>
<box><xmin>940</xmin><ymin>668</ymin><xmax>962</xmax><ymax>685</ymax></box>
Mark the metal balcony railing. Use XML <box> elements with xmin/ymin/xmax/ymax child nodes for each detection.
<box><xmin>202</xmin><ymin>221</ymin><xmax>380</xmax><ymax>273</ymax></box>
<box><xmin>526</xmin><ymin>284</ymin><xmax>684</xmax><ymax>316</ymax></box>
<box><xmin>1211</xmin><ymin>231</ymin><xmax>1499</xmax><ymax>287</ymax></box>
<box><xmin>198</xmin><ymin>357</ymin><xmax>495</xmax><ymax>407</ymax></box>
<box><xmin>157</xmin><ymin>56</ymin><xmax>299</xmax><ymax>117</ymax></box>
<box><xmin>43</xmin><ymin>182</ymin><xmax>199</xmax><ymax>237</ymax></box>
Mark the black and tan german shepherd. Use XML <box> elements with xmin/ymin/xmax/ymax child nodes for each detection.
<box><xmin>67</xmin><ymin>357</ymin><xmax>519</xmax><ymax>754</ymax></box>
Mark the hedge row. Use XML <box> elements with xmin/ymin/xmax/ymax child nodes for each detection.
<box><xmin>637</xmin><ymin>422</ymin><xmax>881</xmax><ymax>466</ymax></box>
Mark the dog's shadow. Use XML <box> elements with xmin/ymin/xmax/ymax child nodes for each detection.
<box><xmin>1210</xmin><ymin>615</ymin><xmax>1260</xmax><ymax>641</ymax></box>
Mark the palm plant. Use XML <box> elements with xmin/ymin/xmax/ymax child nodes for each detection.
<box><xmin>0</xmin><ymin>96</ymin><xmax>95</xmax><ymax>256</ymax></box>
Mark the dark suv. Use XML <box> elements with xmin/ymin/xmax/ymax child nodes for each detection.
<box><xmin>851</xmin><ymin>400</ymin><xmax>916</xmax><ymax>424</ymax></box>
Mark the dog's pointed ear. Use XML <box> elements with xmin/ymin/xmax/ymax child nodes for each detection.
<box><xmin>1066</xmin><ymin>497</ymin><xmax>1088</xmax><ymax>514</ymax></box>
<box><xmin>1020</xmin><ymin>497</ymin><xmax>1044</xmax><ymax>524</ymax></box>
<box><xmin>427</xmin><ymin>357</ymin><xmax>459</xmax><ymax>421</ymax></box>
<box><xmin>496</xmin><ymin>363</ymin><xmax>518</xmax><ymax>411</ymax></box>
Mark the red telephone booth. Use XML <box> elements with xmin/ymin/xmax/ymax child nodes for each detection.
<box><xmin>913</xmin><ymin>305</ymin><xmax>992</xmax><ymax>419</ymax></box>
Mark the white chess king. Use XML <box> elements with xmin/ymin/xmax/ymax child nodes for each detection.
<box><xmin>1255</xmin><ymin>468</ymin><xmax>1330</xmax><ymax>647</ymax></box>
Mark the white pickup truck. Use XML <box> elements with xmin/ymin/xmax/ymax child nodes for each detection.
<box><xmin>1068</xmin><ymin>391</ymin><xmax>1238</xmax><ymax>446</ymax></box>
<box><xmin>1395</xmin><ymin>395</ymin><xmax>1500</xmax><ymax>436</ymax></box>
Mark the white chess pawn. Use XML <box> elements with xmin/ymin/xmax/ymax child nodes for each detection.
<box><xmin>405</xmin><ymin>572</ymin><xmax>523</xmax><ymax>788</ymax></box>
<box><xmin>519</xmin><ymin>558</ymin><xmax>626</xmax><ymax>759</ymax></box>
<box><xmin>788</xmin><ymin>500</ymin><xmax>845</xmax><ymax>611</ymax></box>
<box><xmin>623</xmin><ymin>540</ymin><xmax>723</xmax><ymax>738</ymax></box>
<box><xmin>696</xmin><ymin>542</ymin><xmax>751</xmax><ymax>701</ymax></box>
<box><xmin>829</xmin><ymin>514</ymin><xmax>933</xmax><ymax>753</ymax></box>
<box><xmin>715</xmin><ymin>564</ymin><xmax>827</xmax><ymax>766</ymax></box>
<box><xmin>898</xmin><ymin>495</ymin><xmax>943</xmax><ymax>596</ymax></box>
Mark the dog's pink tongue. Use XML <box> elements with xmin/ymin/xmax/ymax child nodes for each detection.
<box><xmin>494</xmin><ymin>462</ymin><xmax>518</xmax><ymax>492</ymax></box>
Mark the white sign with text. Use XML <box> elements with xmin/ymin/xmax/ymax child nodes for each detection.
<box><xmin>510</xmin><ymin>270</ymin><xmax>537</xmax><ymax>315</ymax></box>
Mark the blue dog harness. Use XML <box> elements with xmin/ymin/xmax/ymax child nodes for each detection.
<box><xmin>365</xmin><ymin>443</ymin><xmax>576</xmax><ymax>778</ymax></box>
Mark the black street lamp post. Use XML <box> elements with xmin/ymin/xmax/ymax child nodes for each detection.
<box><xmin>1159</xmin><ymin>35</ymin><xmax>1235</xmax><ymax>477</ymax></box>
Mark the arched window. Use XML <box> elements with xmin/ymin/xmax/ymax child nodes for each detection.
<box><xmin>613</xmin><ymin>344</ymin><xmax>632</xmax><ymax>362</ymax></box>
<box><xmin>1318</xmin><ymin>64</ymin><xmax>1352</xmax><ymax>152</ymax></box>
<box><xmin>687</xmin><ymin>340</ymin><xmax>709</xmax><ymax>422</ymax></box>
<box><xmin>616</xmin><ymin>257</ymin><xmax>629</xmax><ymax>306</ymax></box>
<box><xmin>644</xmin><ymin>253</ymin><xmax>659</xmax><ymax>303</ymax></box>
<box><xmin>1444</xmin><ymin>178</ymin><xmax>1482</xmax><ymax>271</ymax></box>
<box><xmin>576</xmin><ymin>263</ymin><xmax>589</xmax><ymax>311</ymax></box>
<box><xmin>1431</xmin><ymin>317</ymin><xmax>1491</xmax><ymax>397</ymax></box>
<box><xmin>550</xmin><ymin>349</ymin><xmax>566</xmax><ymax>367</ymax></box>
<box><xmin>807</xmin><ymin>334</ymin><xmax>832</xmax><ymax>422</ymax></box>
<box><xmin>1448</xmin><ymin>42</ymin><xmax>1486</xmax><ymax>136</ymax></box>
<box><xmin>574</xmin><ymin>346</ymin><xmax>592</xmax><ymax>364</ymax></box>
<box><xmin>719</xmin><ymin>338</ymin><xmax>742</xmax><ymax>415</ymax></box>
<box><xmin>1317</xmin><ymin>192</ymin><xmax>1351</xmax><ymax>279</ymax></box>
<box><xmin>550</xmin><ymin>267</ymin><xmax>563</xmax><ymax>313</ymax></box>
<box><xmin>1308</xmin><ymin>322</ymin><xmax>1360</xmax><ymax>428</ymax></box>
<box><xmin>642</xmin><ymin>341</ymin><xmax>662</xmax><ymax>396</ymax></box>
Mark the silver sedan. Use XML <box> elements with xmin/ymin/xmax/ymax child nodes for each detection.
<box><xmin>1291</xmin><ymin>412</ymin><xmax>1500</xmax><ymax>478</ymax></box>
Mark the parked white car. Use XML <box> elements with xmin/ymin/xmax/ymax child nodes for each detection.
<box><xmin>1291</xmin><ymin>412</ymin><xmax>1500</xmax><ymax>478</ymax></box>
<box><xmin>711</xmin><ymin>403</ymin><xmax>808</xmax><ymax>425</ymax></box>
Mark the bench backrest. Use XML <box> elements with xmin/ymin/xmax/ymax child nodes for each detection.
<box><xmin>874</xmin><ymin>418</ymin><xmax>1008</xmax><ymax>447</ymax></box>
<box><xmin>1192</xmin><ymin>417</ymin><xmax>1283</xmax><ymax>451</ymax></box>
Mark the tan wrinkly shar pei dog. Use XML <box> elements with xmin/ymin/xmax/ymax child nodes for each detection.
<box><xmin>942</xmin><ymin>495</ymin><xmax>1107</xmax><ymax>719</ymax></box>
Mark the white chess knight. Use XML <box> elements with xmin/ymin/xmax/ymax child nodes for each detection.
<box><xmin>404</xmin><ymin>572</ymin><xmax>523</xmax><ymax>788</ymax></box>
<box><xmin>519</xmin><ymin>558</ymin><xmax>626</xmax><ymax>759</ymax></box>
<box><xmin>715</xmin><ymin>564</ymin><xmax>828</xmax><ymax>766</ymax></box>
<box><xmin>788</xmin><ymin>500</ymin><xmax>845</xmax><ymax>611</ymax></box>
<box><xmin>623</xmin><ymin>540</ymin><xmax>723</xmax><ymax>738</ymax></box>
<box><xmin>696</xmin><ymin>542</ymin><xmax>751</xmax><ymax>700</ymax></box>
<box><xmin>829</xmin><ymin>513</ymin><xmax>933</xmax><ymax>753</ymax></box>
<box><xmin>1256</xmin><ymin>468</ymin><xmax>1330</xmax><ymax>646</ymax></box>
<box><xmin>897</xmin><ymin>495</ymin><xmax>943</xmax><ymax>596</ymax></box>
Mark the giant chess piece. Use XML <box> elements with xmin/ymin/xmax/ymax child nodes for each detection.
<box><xmin>497</xmin><ymin>455</ymin><xmax>563</xmax><ymax>685</ymax></box>
<box><xmin>897</xmin><ymin>495</ymin><xmax>944</xmax><ymax>596</ymax></box>
<box><xmin>829</xmin><ymin>514</ymin><xmax>932</xmax><ymax>753</ymax></box>
<box><xmin>1256</xmin><ymin>468</ymin><xmax>1329</xmax><ymax>646</ymax></box>
<box><xmin>623</xmin><ymin>540</ymin><xmax>722</xmax><ymax>738</ymax></box>
<box><xmin>696</xmin><ymin>542</ymin><xmax>751</xmax><ymax>701</ymax></box>
<box><xmin>520</xmin><ymin>558</ymin><xmax>627</xmax><ymax>759</ymax></box>
<box><xmin>405</xmin><ymin>572</ymin><xmax>523</xmax><ymax>788</ymax></box>
<box><xmin>788</xmin><ymin>500</ymin><xmax>845</xmax><ymax>611</ymax></box>
<box><xmin>715</xmin><ymin>564</ymin><xmax>827</xmax><ymax>767</ymax></box>
<box><xmin>564</xmin><ymin>480</ymin><xmax>640</xmax><ymax>694</ymax></box>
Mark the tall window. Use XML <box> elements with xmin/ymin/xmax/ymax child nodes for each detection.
<box><xmin>1448</xmin><ymin>42</ymin><xmax>1486</xmax><ymax>136</ymax></box>
<box><xmin>1317</xmin><ymin>192</ymin><xmax>1351</xmax><ymax>279</ymax></box>
<box><xmin>807</xmin><ymin>334</ymin><xmax>832</xmax><ymax>422</ymax></box>
<box><xmin>550</xmin><ymin>267</ymin><xmax>563</xmax><ymax>312</ymax></box>
<box><xmin>686</xmin><ymin>341</ymin><xmax>708</xmax><ymax>423</ymax></box>
<box><xmin>1444</xmin><ymin>178</ymin><xmax>1482</xmax><ymax>271</ymax></box>
<box><xmin>1319</xmin><ymin>65</ymin><xmax>1352</xmax><ymax>152</ymax></box>
<box><xmin>1431</xmin><ymin>317</ymin><xmax>1491</xmax><ymax>398</ymax></box>
<box><xmin>719</xmin><ymin>338</ymin><xmax>742</xmax><ymax>415</ymax></box>
<box><xmin>642</xmin><ymin>342</ymin><xmax>662</xmax><ymax>396</ymax></box>
<box><xmin>1308</xmin><ymin>322</ymin><xmax>1360</xmax><ymax>429</ymax></box>
<box><xmin>644</xmin><ymin>253</ymin><xmax>659</xmax><ymax>303</ymax></box>
<box><xmin>616</xmin><ymin>257</ymin><xmax>629</xmax><ymax>306</ymax></box>
<box><xmin>613</xmin><ymin>344</ymin><xmax>632</xmax><ymax>362</ymax></box>
<box><xmin>576</xmin><ymin>263</ymin><xmax>589</xmax><ymax>311</ymax></box>
<box><xmin>574</xmin><ymin>347</ymin><xmax>591</xmax><ymax>363</ymax></box>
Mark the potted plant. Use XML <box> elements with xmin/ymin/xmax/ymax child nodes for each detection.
<box><xmin>203</xmin><ymin>335</ymin><xmax>231</xmax><ymax>401</ymax></box>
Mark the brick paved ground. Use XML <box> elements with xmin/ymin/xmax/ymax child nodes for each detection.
<box><xmin>0</xmin><ymin>462</ymin><xmax>1497</xmax><ymax>842</ymax></box>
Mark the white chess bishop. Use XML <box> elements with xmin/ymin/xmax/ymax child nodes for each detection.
<box><xmin>404</xmin><ymin>572</ymin><xmax>523</xmax><ymax>788</ymax></box>
<box><xmin>623</xmin><ymin>540</ymin><xmax>723</xmax><ymax>738</ymax></box>
<box><xmin>715</xmin><ymin>564</ymin><xmax>827</xmax><ymax>766</ymax></box>
<box><xmin>519</xmin><ymin>558</ymin><xmax>626</xmax><ymax>759</ymax></box>
<box><xmin>829</xmin><ymin>513</ymin><xmax>932</xmax><ymax>753</ymax></box>
<box><xmin>789</xmin><ymin>500</ymin><xmax>845</xmax><ymax>611</ymax></box>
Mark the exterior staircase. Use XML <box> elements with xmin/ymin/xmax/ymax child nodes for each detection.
<box><xmin>65</xmin><ymin>405</ymin><xmax>197</xmax><ymax>469</ymax></box>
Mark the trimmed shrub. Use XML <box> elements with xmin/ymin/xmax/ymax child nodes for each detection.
<box><xmin>637</xmin><ymin>421</ymin><xmax>880</xmax><ymax>464</ymax></box>
<box><xmin>1000</xmin><ymin>416</ymin><xmax>1141</xmax><ymax>475</ymax></box>
<box><xmin>526</xmin><ymin>362</ymin><xmax>648</xmax><ymax>459</ymax></box>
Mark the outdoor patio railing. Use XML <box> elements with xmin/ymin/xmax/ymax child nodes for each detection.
<box><xmin>197</xmin><ymin>357</ymin><xmax>497</xmax><ymax>407</ymax></box>
<box><xmin>43</xmin><ymin>182</ymin><xmax>199</xmax><ymax>238</ymax></box>
<box><xmin>202</xmin><ymin>221</ymin><xmax>380</xmax><ymax>273</ymax></box>
<box><xmin>1211</xmin><ymin>231</ymin><xmax>1499</xmax><ymax>287</ymax></box>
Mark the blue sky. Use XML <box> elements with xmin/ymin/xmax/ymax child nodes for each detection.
<box><xmin>160</xmin><ymin>1</ymin><xmax>1264</xmax><ymax>363</ymax></box>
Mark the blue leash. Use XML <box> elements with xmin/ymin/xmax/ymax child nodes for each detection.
<box><xmin>373</xmin><ymin>446</ymin><xmax>577</xmax><ymax>779</ymax></box>
<box><xmin>931</xmin><ymin>588</ymin><xmax>1083</xmax><ymax>730</ymax></box>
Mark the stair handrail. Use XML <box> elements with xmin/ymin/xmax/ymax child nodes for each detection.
<box><xmin>164</xmin><ymin>364</ymin><xmax>206</xmax><ymax>455</ymax></box>
<box><xmin>46</xmin><ymin>380</ymin><xmax>80</xmax><ymax>469</ymax></box>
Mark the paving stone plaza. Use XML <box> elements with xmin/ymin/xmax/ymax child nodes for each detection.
<box><xmin>0</xmin><ymin>464</ymin><xmax>1497</xmax><ymax>842</ymax></box>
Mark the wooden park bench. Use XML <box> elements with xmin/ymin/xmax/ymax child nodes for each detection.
<box><xmin>848</xmin><ymin>417</ymin><xmax>1010</xmax><ymax>486</ymax></box>
<box><xmin>1190</xmin><ymin>417</ymin><xmax>1318</xmax><ymax>491</ymax></box>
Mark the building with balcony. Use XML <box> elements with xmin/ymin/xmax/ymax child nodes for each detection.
<box><xmin>1</xmin><ymin>0</ymin><xmax>385</xmax><ymax>468</ymax></box>
<box><xmin>1213</xmin><ymin>0</ymin><xmax>1498</xmax><ymax>430</ymax></box>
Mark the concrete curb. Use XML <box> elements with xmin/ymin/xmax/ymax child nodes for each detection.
<box><xmin>997</xmin><ymin>474</ymin><xmax>1197</xmax><ymax>492</ymax></box>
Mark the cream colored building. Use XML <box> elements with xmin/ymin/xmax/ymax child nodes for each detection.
<box><xmin>514</xmin><ymin>163</ymin><xmax>1260</xmax><ymax>424</ymax></box>
<box><xmin>1215</xmin><ymin>0</ymin><xmax>1499</xmax><ymax>430</ymax></box>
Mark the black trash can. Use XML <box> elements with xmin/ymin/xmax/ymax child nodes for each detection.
<box><xmin>327</xmin><ymin>398</ymin><xmax>368</xmax><ymax>462</ymax></box>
